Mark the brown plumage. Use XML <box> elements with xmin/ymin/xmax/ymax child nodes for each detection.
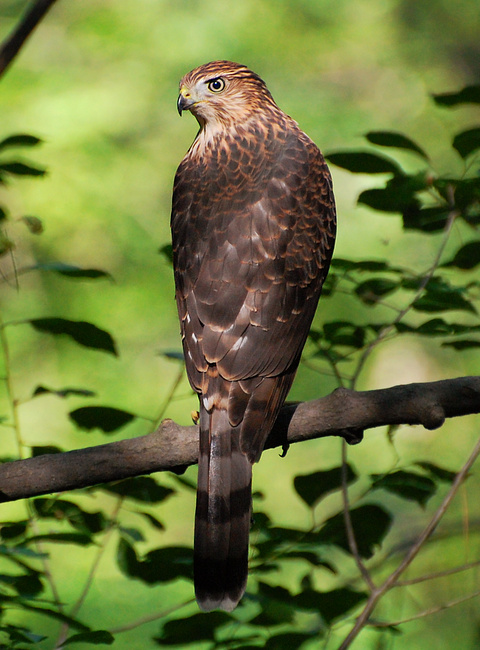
<box><xmin>171</xmin><ymin>61</ymin><xmax>336</xmax><ymax>611</ymax></box>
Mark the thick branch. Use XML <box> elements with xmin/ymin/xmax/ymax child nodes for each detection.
<box><xmin>0</xmin><ymin>0</ymin><xmax>59</xmax><ymax>79</ymax></box>
<box><xmin>0</xmin><ymin>376</ymin><xmax>479</xmax><ymax>503</ymax></box>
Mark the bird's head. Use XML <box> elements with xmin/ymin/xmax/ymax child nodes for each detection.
<box><xmin>177</xmin><ymin>60</ymin><xmax>276</xmax><ymax>128</ymax></box>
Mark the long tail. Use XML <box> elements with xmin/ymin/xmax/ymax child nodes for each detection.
<box><xmin>194</xmin><ymin>408</ymin><xmax>252</xmax><ymax>612</ymax></box>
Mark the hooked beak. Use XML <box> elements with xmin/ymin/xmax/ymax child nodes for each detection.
<box><xmin>177</xmin><ymin>87</ymin><xmax>195</xmax><ymax>115</ymax></box>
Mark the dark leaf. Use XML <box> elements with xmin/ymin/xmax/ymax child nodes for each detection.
<box><xmin>20</xmin><ymin>216</ymin><xmax>43</xmax><ymax>234</ymax></box>
<box><xmin>416</xmin><ymin>462</ymin><xmax>457</xmax><ymax>483</ymax></box>
<box><xmin>32</xmin><ymin>262</ymin><xmax>111</xmax><ymax>279</ymax></box>
<box><xmin>318</xmin><ymin>504</ymin><xmax>392</xmax><ymax>558</ymax></box>
<box><xmin>433</xmin><ymin>85</ymin><xmax>480</xmax><ymax>107</ymax></box>
<box><xmin>24</xmin><ymin>533</ymin><xmax>93</xmax><ymax>546</ymax></box>
<box><xmin>139</xmin><ymin>512</ymin><xmax>165</xmax><ymax>530</ymax></box>
<box><xmin>102</xmin><ymin>477</ymin><xmax>174</xmax><ymax>503</ymax></box>
<box><xmin>332</xmin><ymin>258</ymin><xmax>393</xmax><ymax>272</ymax></box>
<box><xmin>0</xmin><ymin>521</ymin><xmax>28</xmax><ymax>539</ymax></box>
<box><xmin>117</xmin><ymin>538</ymin><xmax>192</xmax><ymax>583</ymax></box>
<box><xmin>452</xmin><ymin>128</ymin><xmax>480</xmax><ymax>159</ymax></box>
<box><xmin>294</xmin><ymin>465</ymin><xmax>357</xmax><ymax>508</ymax></box>
<box><xmin>442</xmin><ymin>339</ymin><xmax>480</xmax><ymax>350</ymax></box>
<box><xmin>322</xmin><ymin>322</ymin><xmax>366</xmax><ymax>348</ymax></box>
<box><xmin>413</xmin><ymin>281</ymin><xmax>476</xmax><ymax>314</ymax></box>
<box><xmin>62</xmin><ymin>630</ymin><xmax>114</xmax><ymax>646</ymax></box>
<box><xmin>359</xmin><ymin>173</ymin><xmax>427</xmax><ymax>214</ymax></box>
<box><xmin>32</xmin><ymin>498</ymin><xmax>106</xmax><ymax>535</ymax></box>
<box><xmin>155</xmin><ymin>612</ymin><xmax>233</xmax><ymax>645</ymax></box>
<box><xmin>414</xmin><ymin>318</ymin><xmax>480</xmax><ymax>337</ymax></box>
<box><xmin>371</xmin><ymin>471</ymin><xmax>437</xmax><ymax>507</ymax></box>
<box><xmin>0</xmin><ymin>161</ymin><xmax>46</xmax><ymax>177</ymax></box>
<box><xmin>354</xmin><ymin>278</ymin><xmax>399</xmax><ymax>304</ymax></box>
<box><xmin>159</xmin><ymin>243</ymin><xmax>173</xmax><ymax>263</ymax></box>
<box><xmin>402</xmin><ymin>205</ymin><xmax>450</xmax><ymax>232</ymax></box>
<box><xmin>29</xmin><ymin>318</ymin><xmax>117</xmax><ymax>355</ymax></box>
<box><xmin>13</xmin><ymin>575</ymin><xmax>44</xmax><ymax>598</ymax></box>
<box><xmin>295</xmin><ymin>587</ymin><xmax>367</xmax><ymax>623</ymax></box>
<box><xmin>0</xmin><ymin>134</ymin><xmax>42</xmax><ymax>150</ymax></box>
<box><xmin>325</xmin><ymin>151</ymin><xmax>400</xmax><ymax>174</ymax></box>
<box><xmin>443</xmin><ymin>241</ymin><xmax>480</xmax><ymax>270</ymax></box>
<box><xmin>366</xmin><ymin>131</ymin><xmax>429</xmax><ymax>160</ymax></box>
<box><xmin>263</xmin><ymin>632</ymin><xmax>318</xmax><ymax>649</ymax></box>
<box><xmin>162</xmin><ymin>350</ymin><xmax>185</xmax><ymax>361</ymax></box>
<box><xmin>252</xmin><ymin>582</ymin><xmax>296</xmax><ymax>625</ymax></box>
<box><xmin>0</xmin><ymin>596</ymin><xmax>89</xmax><ymax>630</ymax></box>
<box><xmin>69</xmin><ymin>406</ymin><xmax>135</xmax><ymax>433</ymax></box>
<box><xmin>31</xmin><ymin>445</ymin><xmax>63</xmax><ymax>456</ymax></box>
<box><xmin>33</xmin><ymin>385</ymin><xmax>96</xmax><ymax>399</ymax></box>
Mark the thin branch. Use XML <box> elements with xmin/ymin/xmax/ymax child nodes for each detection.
<box><xmin>338</xmin><ymin>431</ymin><xmax>480</xmax><ymax>649</ymax></box>
<box><xmin>369</xmin><ymin>588</ymin><xmax>480</xmax><ymax>628</ymax></box>
<box><xmin>0</xmin><ymin>0</ymin><xmax>60</xmax><ymax>79</ymax></box>
<box><xmin>109</xmin><ymin>598</ymin><xmax>196</xmax><ymax>635</ymax></box>
<box><xmin>395</xmin><ymin>559</ymin><xmax>480</xmax><ymax>587</ymax></box>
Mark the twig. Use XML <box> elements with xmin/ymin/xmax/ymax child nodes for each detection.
<box><xmin>395</xmin><ymin>559</ymin><xmax>480</xmax><ymax>587</ymax></box>
<box><xmin>0</xmin><ymin>0</ymin><xmax>59</xmax><ymax>79</ymax></box>
<box><xmin>109</xmin><ymin>598</ymin><xmax>196</xmax><ymax>635</ymax></box>
<box><xmin>338</xmin><ymin>432</ymin><xmax>480</xmax><ymax>649</ymax></box>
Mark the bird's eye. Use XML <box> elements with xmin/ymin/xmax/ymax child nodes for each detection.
<box><xmin>207</xmin><ymin>78</ymin><xmax>226</xmax><ymax>93</ymax></box>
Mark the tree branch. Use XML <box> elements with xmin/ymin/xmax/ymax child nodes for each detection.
<box><xmin>0</xmin><ymin>0</ymin><xmax>59</xmax><ymax>79</ymax></box>
<box><xmin>0</xmin><ymin>376</ymin><xmax>479</xmax><ymax>503</ymax></box>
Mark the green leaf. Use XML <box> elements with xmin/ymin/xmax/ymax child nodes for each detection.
<box><xmin>318</xmin><ymin>504</ymin><xmax>392</xmax><ymax>558</ymax></box>
<box><xmin>159</xmin><ymin>243</ymin><xmax>173</xmax><ymax>263</ymax></box>
<box><xmin>371</xmin><ymin>471</ymin><xmax>437</xmax><ymax>507</ymax></box>
<box><xmin>452</xmin><ymin>128</ymin><xmax>480</xmax><ymax>159</ymax></box>
<box><xmin>69</xmin><ymin>406</ymin><xmax>135</xmax><ymax>433</ymax></box>
<box><xmin>33</xmin><ymin>385</ymin><xmax>96</xmax><ymax>399</ymax></box>
<box><xmin>25</xmin><ymin>533</ymin><xmax>93</xmax><ymax>546</ymax></box>
<box><xmin>33</xmin><ymin>498</ymin><xmax>106</xmax><ymax>535</ymax></box>
<box><xmin>294</xmin><ymin>586</ymin><xmax>367</xmax><ymax>623</ymax></box>
<box><xmin>322</xmin><ymin>321</ymin><xmax>366</xmax><ymax>348</ymax></box>
<box><xmin>31</xmin><ymin>445</ymin><xmax>63</xmax><ymax>456</ymax></box>
<box><xmin>442</xmin><ymin>339</ymin><xmax>480</xmax><ymax>350</ymax></box>
<box><xmin>20</xmin><ymin>215</ymin><xmax>43</xmax><ymax>234</ymax></box>
<box><xmin>294</xmin><ymin>465</ymin><xmax>357</xmax><ymax>508</ymax></box>
<box><xmin>413</xmin><ymin>280</ymin><xmax>476</xmax><ymax>314</ymax></box>
<box><xmin>263</xmin><ymin>632</ymin><xmax>319</xmax><ymax>649</ymax></box>
<box><xmin>155</xmin><ymin>612</ymin><xmax>233</xmax><ymax>645</ymax></box>
<box><xmin>29</xmin><ymin>318</ymin><xmax>117</xmax><ymax>355</ymax></box>
<box><xmin>0</xmin><ymin>521</ymin><xmax>28</xmax><ymax>539</ymax></box>
<box><xmin>139</xmin><ymin>512</ymin><xmax>165</xmax><ymax>530</ymax></box>
<box><xmin>62</xmin><ymin>630</ymin><xmax>114</xmax><ymax>646</ymax></box>
<box><xmin>252</xmin><ymin>582</ymin><xmax>296</xmax><ymax>625</ymax></box>
<box><xmin>358</xmin><ymin>173</ymin><xmax>427</xmax><ymax>214</ymax></box>
<box><xmin>0</xmin><ymin>134</ymin><xmax>42</xmax><ymax>150</ymax></box>
<box><xmin>413</xmin><ymin>318</ymin><xmax>480</xmax><ymax>337</ymax></box>
<box><xmin>432</xmin><ymin>85</ymin><xmax>480</xmax><ymax>107</ymax></box>
<box><xmin>366</xmin><ymin>131</ymin><xmax>428</xmax><ymax>160</ymax></box>
<box><xmin>0</xmin><ymin>161</ymin><xmax>46</xmax><ymax>177</ymax></box>
<box><xmin>443</xmin><ymin>241</ymin><xmax>480</xmax><ymax>270</ymax></box>
<box><xmin>354</xmin><ymin>278</ymin><xmax>399</xmax><ymax>304</ymax></box>
<box><xmin>416</xmin><ymin>462</ymin><xmax>457</xmax><ymax>483</ymax></box>
<box><xmin>117</xmin><ymin>539</ymin><xmax>193</xmax><ymax>584</ymax></box>
<box><xmin>32</xmin><ymin>262</ymin><xmax>111</xmax><ymax>279</ymax></box>
<box><xmin>325</xmin><ymin>151</ymin><xmax>400</xmax><ymax>174</ymax></box>
<box><xmin>403</xmin><ymin>205</ymin><xmax>450</xmax><ymax>232</ymax></box>
<box><xmin>102</xmin><ymin>477</ymin><xmax>174</xmax><ymax>503</ymax></box>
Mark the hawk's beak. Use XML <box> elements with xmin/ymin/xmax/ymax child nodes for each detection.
<box><xmin>177</xmin><ymin>87</ymin><xmax>194</xmax><ymax>115</ymax></box>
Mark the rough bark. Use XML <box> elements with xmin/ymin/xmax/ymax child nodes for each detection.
<box><xmin>1</xmin><ymin>376</ymin><xmax>479</xmax><ymax>503</ymax></box>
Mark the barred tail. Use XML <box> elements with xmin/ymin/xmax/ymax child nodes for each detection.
<box><xmin>194</xmin><ymin>408</ymin><xmax>252</xmax><ymax>612</ymax></box>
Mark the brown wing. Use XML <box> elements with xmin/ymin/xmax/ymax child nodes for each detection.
<box><xmin>172</xmin><ymin>120</ymin><xmax>336</xmax><ymax>462</ymax></box>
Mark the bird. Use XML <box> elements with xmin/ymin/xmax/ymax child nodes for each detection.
<box><xmin>171</xmin><ymin>60</ymin><xmax>336</xmax><ymax>612</ymax></box>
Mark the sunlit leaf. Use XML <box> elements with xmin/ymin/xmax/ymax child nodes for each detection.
<box><xmin>29</xmin><ymin>318</ymin><xmax>117</xmax><ymax>355</ymax></box>
<box><xmin>326</xmin><ymin>151</ymin><xmax>400</xmax><ymax>174</ymax></box>
<box><xmin>366</xmin><ymin>131</ymin><xmax>429</xmax><ymax>160</ymax></box>
<box><xmin>69</xmin><ymin>406</ymin><xmax>135</xmax><ymax>433</ymax></box>
<box><xmin>318</xmin><ymin>505</ymin><xmax>392</xmax><ymax>558</ymax></box>
<box><xmin>433</xmin><ymin>85</ymin><xmax>480</xmax><ymax>106</ymax></box>
<box><xmin>371</xmin><ymin>471</ymin><xmax>437</xmax><ymax>507</ymax></box>
<box><xmin>294</xmin><ymin>465</ymin><xmax>357</xmax><ymax>508</ymax></box>
<box><xmin>452</xmin><ymin>128</ymin><xmax>480</xmax><ymax>159</ymax></box>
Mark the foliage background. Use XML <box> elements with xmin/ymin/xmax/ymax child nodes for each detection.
<box><xmin>0</xmin><ymin>0</ymin><xmax>479</xmax><ymax>648</ymax></box>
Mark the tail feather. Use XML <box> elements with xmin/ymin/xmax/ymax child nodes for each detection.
<box><xmin>194</xmin><ymin>408</ymin><xmax>252</xmax><ymax>611</ymax></box>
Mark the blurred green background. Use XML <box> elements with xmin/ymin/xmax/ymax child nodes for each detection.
<box><xmin>1</xmin><ymin>0</ymin><xmax>479</xmax><ymax>648</ymax></box>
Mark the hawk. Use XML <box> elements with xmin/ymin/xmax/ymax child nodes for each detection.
<box><xmin>171</xmin><ymin>61</ymin><xmax>336</xmax><ymax>611</ymax></box>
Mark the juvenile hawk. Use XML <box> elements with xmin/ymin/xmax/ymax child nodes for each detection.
<box><xmin>171</xmin><ymin>61</ymin><xmax>336</xmax><ymax>611</ymax></box>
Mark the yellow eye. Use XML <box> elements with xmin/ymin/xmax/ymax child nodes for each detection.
<box><xmin>207</xmin><ymin>78</ymin><xmax>226</xmax><ymax>93</ymax></box>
